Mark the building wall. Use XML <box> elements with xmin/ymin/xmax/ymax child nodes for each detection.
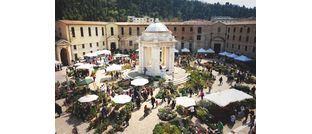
<box><xmin>56</xmin><ymin>20</ymin><xmax>256</xmax><ymax>61</ymax></box>
<box><xmin>224</xmin><ymin>24</ymin><xmax>256</xmax><ymax>58</ymax></box>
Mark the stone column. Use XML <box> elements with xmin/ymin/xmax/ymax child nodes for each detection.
<box><xmin>168</xmin><ymin>45</ymin><xmax>175</xmax><ymax>74</ymax></box>
<box><xmin>151</xmin><ymin>45</ymin><xmax>160</xmax><ymax>76</ymax></box>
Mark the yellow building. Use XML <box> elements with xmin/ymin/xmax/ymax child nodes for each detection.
<box><xmin>55</xmin><ymin>19</ymin><xmax>256</xmax><ymax>65</ymax></box>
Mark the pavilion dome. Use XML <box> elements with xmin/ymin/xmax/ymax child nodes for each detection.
<box><xmin>145</xmin><ymin>22</ymin><xmax>169</xmax><ymax>32</ymax></box>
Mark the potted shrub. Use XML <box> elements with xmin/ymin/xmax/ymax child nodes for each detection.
<box><xmin>157</xmin><ymin>107</ymin><xmax>177</xmax><ymax>121</ymax></box>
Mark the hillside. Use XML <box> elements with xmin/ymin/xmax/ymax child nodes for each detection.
<box><xmin>55</xmin><ymin>0</ymin><xmax>256</xmax><ymax>21</ymax></box>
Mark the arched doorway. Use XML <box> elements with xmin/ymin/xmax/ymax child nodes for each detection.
<box><xmin>60</xmin><ymin>48</ymin><xmax>69</xmax><ymax>66</ymax></box>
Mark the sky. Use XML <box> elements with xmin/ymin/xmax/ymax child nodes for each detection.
<box><xmin>198</xmin><ymin>0</ymin><xmax>256</xmax><ymax>8</ymax></box>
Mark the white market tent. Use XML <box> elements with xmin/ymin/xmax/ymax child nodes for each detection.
<box><xmin>227</xmin><ymin>53</ymin><xmax>239</xmax><ymax>58</ymax></box>
<box><xmin>181</xmin><ymin>48</ymin><xmax>190</xmax><ymax>52</ymax></box>
<box><xmin>95</xmin><ymin>50</ymin><xmax>111</xmax><ymax>55</ymax></box>
<box><xmin>114</xmin><ymin>53</ymin><xmax>130</xmax><ymax>58</ymax></box>
<box><xmin>85</xmin><ymin>53</ymin><xmax>98</xmax><ymax>57</ymax></box>
<box><xmin>176</xmin><ymin>97</ymin><xmax>196</xmax><ymax>107</ymax></box>
<box><xmin>106</xmin><ymin>64</ymin><xmax>122</xmax><ymax>72</ymax></box>
<box><xmin>206</xmin><ymin>48</ymin><xmax>215</xmax><ymax>53</ymax></box>
<box><xmin>219</xmin><ymin>51</ymin><xmax>230</xmax><ymax>56</ymax></box>
<box><xmin>76</xmin><ymin>64</ymin><xmax>94</xmax><ymax>70</ymax></box>
<box><xmin>78</xmin><ymin>94</ymin><xmax>99</xmax><ymax>103</ymax></box>
<box><xmin>204</xmin><ymin>89</ymin><xmax>253</xmax><ymax>107</ymax></box>
<box><xmin>197</xmin><ymin>48</ymin><xmax>207</xmax><ymax>53</ymax></box>
<box><xmin>74</xmin><ymin>63</ymin><xmax>84</xmax><ymax>66</ymax></box>
<box><xmin>136</xmin><ymin>49</ymin><xmax>139</xmax><ymax>52</ymax></box>
<box><xmin>112</xmin><ymin>95</ymin><xmax>132</xmax><ymax>104</ymax></box>
<box><xmin>131</xmin><ymin>78</ymin><xmax>149</xmax><ymax>86</ymax></box>
<box><xmin>234</xmin><ymin>55</ymin><xmax>253</xmax><ymax>62</ymax></box>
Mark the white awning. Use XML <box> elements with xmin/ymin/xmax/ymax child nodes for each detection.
<box><xmin>95</xmin><ymin>50</ymin><xmax>111</xmax><ymax>55</ymax></box>
<box><xmin>197</xmin><ymin>48</ymin><xmax>207</xmax><ymax>53</ymax></box>
<box><xmin>112</xmin><ymin>95</ymin><xmax>132</xmax><ymax>104</ymax></box>
<box><xmin>234</xmin><ymin>55</ymin><xmax>253</xmax><ymax>62</ymax></box>
<box><xmin>106</xmin><ymin>64</ymin><xmax>122</xmax><ymax>72</ymax></box>
<box><xmin>76</xmin><ymin>64</ymin><xmax>93</xmax><ymax>70</ymax></box>
<box><xmin>206</xmin><ymin>48</ymin><xmax>215</xmax><ymax>53</ymax></box>
<box><xmin>78</xmin><ymin>94</ymin><xmax>99</xmax><ymax>103</ymax></box>
<box><xmin>176</xmin><ymin>97</ymin><xmax>196</xmax><ymax>107</ymax></box>
<box><xmin>131</xmin><ymin>78</ymin><xmax>149</xmax><ymax>86</ymax></box>
<box><xmin>85</xmin><ymin>53</ymin><xmax>98</xmax><ymax>57</ymax></box>
<box><xmin>181</xmin><ymin>48</ymin><xmax>190</xmax><ymax>52</ymax></box>
<box><xmin>204</xmin><ymin>89</ymin><xmax>253</xmax><ymax>107</ymax></box>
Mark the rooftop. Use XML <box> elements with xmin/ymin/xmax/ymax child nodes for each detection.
<box><xmin>58</xmin><ymin>20</ymin><xmax>108</xmax><ymax>25</ymax></box>
<box><xmin>144</xmin><ymin>22</ymin><xmax>169</xmax><ymax>32</ymax></box>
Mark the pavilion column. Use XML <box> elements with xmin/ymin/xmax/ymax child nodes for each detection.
<box><xmin>139</xmin><ymin>43</ymin><xmax>144</xmax><ymax>73</ymax></box>
<box><xmin>168</xmin><ymin>46</ymin><xmax>175</xmax><ymax>74</ymax></box>
<box><xmin>151</xmin><ymin>46</ymin><xmax>160</xmax><ymax>76</ymax></box>
<box><xmin>166</xmin><ymin>47</ymin><xmax>170</xmax><ymax>70</ymax></box>
<box><xmin>56</xmin><ymin>47</ymin><xmax>61</xmax><ymax>61</ymax></box>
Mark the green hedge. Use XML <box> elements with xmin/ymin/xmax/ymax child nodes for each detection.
<box><xmin>157</xmin><ymin>107</ymin><xmax>177</xmax><ymax>121</ymax></box>
<box><xmin>153</xmin><ymin>122</ymin><xmax>181</xmax><ymax>134</ymax></box>
<box><xmin>232</xmin><ymin>85</ymin><xmax>250</xmax><ymax>94</ymax></box>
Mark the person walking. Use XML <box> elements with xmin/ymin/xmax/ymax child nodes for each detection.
<box><xmin>151</xmin><ymin>96</ymin><xmax>156</xmax><ymax>108</ymax></box>
<box><xmin>72</xmin><ymin>126</ymin><xmax>78</xmax><ymax>134</ymax></box>
<box><xmin>200</xmin><ymin>90</ymin><xmax>204</xmax><ymax>100</ymax></box>
<box><xmin>219</xmin><ymin>77</ymin><xmax>223</xmax><ymax>85</ymax></box>
<box><xmin>189</xmin><ymin>89</ymin><xmax>193</xmax><ymax>98</ymax></box>
<box><xmin>217</xmin><ymin>121</ymin><xmax>224</xmax><ymax>133</ymax></box>
<box><xmin>171</xmin><ymin>100</ymin><xmax>176</xmax><ymax>110</ymax></box>
<box><xmin>161</xmin><ymin>92</ymin><xmax>166</xmax><ymax>103</ymax></box>
<box><xmin>251</xmin><ymin>86</ymin><xmax>256</xmax><ymax>95</ymax></box>
<box><xmin>55</xmin><ymin>103</ymin><xmax>62</xmax><ymax>118</ymax></box>
<box><xmin>144</xmin><ymin>67</ymin><xmax>147</xmax><ymax>75</ymax></box>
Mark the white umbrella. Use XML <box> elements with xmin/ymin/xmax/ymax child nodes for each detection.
<box><xmin>206</xmin><ymin>48</ymin><xmax>215</xmax><ymax>53</ymax></box>
<box><xmin>78</xmin><ymin>94</ymin><xmax>99</xmax><ymax>103</ymax></box>
<box><xmin>114</xmin><ymin>53</ymin><xmax>124</xmax><ymax>58</ymax></box>
<box><xmin>136</xmin><ymin>49</ymin><xmax>139</xmax><ymax>52</ymax></box>
<box><xmin>204</xmin><ymin>89</ymin><xmax>253</xmax><ymax>107</ymax></box>
<box><xmin>85</xmin><ymin>53</ymin><xmax>98</xmax><ymax>57</ymax></box>
<box><xmin>95</xmin><ymin>50</ymin><xmax>111</xmax><ymax>55</ymax></box>
<box><xmin>112</xmin><ymin>95</ymin><xmax>132</xmax><ymax>104</ymax></box>
<box><xmin>227</xmin><ymin>53</ymin><xmax>239</xmax><ymax>58</ymax></box>
<box><xmin>197</xmin><ymin>48</ymin><xmax>207</xmax><ymax>53</ymax></box>
<box><xmin>74</xmin><ymin>63</ymin><xmax>84</xmax><ymax>66</ymax></box>
<box><xmin>234</xmin><ymin>55</ymin><xmax>253</xmax><ymax>62</ymax></box>
<box><xmin>131</xmin><ymin>78</ymin><xmax>149</xmax><ymax>86</ymax></box>
<box><xmin>181</xmin><ymin>48</ymin><xmax>190</xmax><ymax>52</ymax></box>
<box><xmin>76</xmin><ymin>64</ymin><xmax>93</xmax><ymax>70</ymax></box>
<box><xmin>174</xmin><ymin>48</ymin><xmax>179</xmax><ymax>53</ymax></box>
<box><xmin>176</xmin><ymin>97</ymin><xmax>196</xmax><ymax>107</ymax></box>
<box><xmin>106</xmin><ymin>64</ymin><xmax>122</xmax><ymax>72</ymax></box>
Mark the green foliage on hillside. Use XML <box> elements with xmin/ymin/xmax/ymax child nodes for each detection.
<box><xmin>56</xmin><ymin>0</ymin><xmax>256</xmax><ymax>21</ymax></box>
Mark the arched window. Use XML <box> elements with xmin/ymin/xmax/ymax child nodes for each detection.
<box><xmin>71</xmin><ymin>27</ymin><xmax>75</xmax><ymax>37</ymax></box>
<box><xmin>110</xmin><ymin>27</ymin><xmax>114</xmax><ymax>35</ymax></box>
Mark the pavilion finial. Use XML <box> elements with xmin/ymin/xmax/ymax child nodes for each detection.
<box><xmin>155</xmin><ymin>18</ymin><xmax>159</xmax><ymax>23</ymax></box>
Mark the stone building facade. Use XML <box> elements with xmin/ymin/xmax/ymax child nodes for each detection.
<box><xmin>55</xmin><ymin>19</ymin><xmax>256</xmax><ymax>65</ymax></box>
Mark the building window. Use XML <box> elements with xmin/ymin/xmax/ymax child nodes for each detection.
<box><xmin>238</xmin><ymin>45</ymin><xmax>240</xmax><ymax>50</ymax></box>
<box><xmin>95</xmin><ymin>27</ymin><xmax>98</xmax><ymax>36</ymax></box>
<box><xmin>239</xmin><ymin>36</ymin><xmax>241</xmax><ymax>41</ymax></box>
<box><xmin>174</xmin><ymin>27</ymin><xmax>177</xmax><ymax>32</ymax></box>
<box><xmin>90</xmin><ymin>51</ymin><xmax>93</xmax><ymax>53</ymax></box>
<box><xmin>189</xmin><ymin>43</ymin><xmax>193</xmax><ymax>51</ymax></box>
<box><xmin>80</xmin><ymin>27</ymin><xmax>84</xmax><ymax>37</ymax></box>
<box><xmin>181</xmin><ymin>42</ymin><xmax>184</xmax><ymax>48</ymax></box>
<box><xmin>96</xmin><ymin>42</ymin><xmax>99</xmax><ymax>47</ymax></box>
<box><xmin>74</xmin><ymin>54</ymin><xmax>78</xmax><ymax>60</ymax></box>
<box><xmin>233</xmin><ymin>27</ymin><xmax>236</xmax><ymax>33</ymax></box>
<box><xmin>110</xmin><ymin>27</ymin><xmax>114</xmax><ymax>35</ymax></box>
<box><xmin>190</xmin><ymin>27</ymin><xmax>193</xmax><ymax>32</ymax></box>
<box><xmin>240</xmin><ymin>27</ymin><xmax>243</xmax><ymax>33</ymax></box>
<box><xmin>197</xmin><ymin>35</ymin><xmax>201</xmax><ymax>40</ymax></box>
<box><xmin>254</xmin><ymin>37</ymin><xmax>256</xmax><ymax>43</ymax></box>
<box><xmin>73</xmin><ymin>45</ymin><xmax>77</xmax><ymax>50</ymax></box>
<box><xmin>232</xmin><ymin>44</ymin><xmax>234</xmax><ymax>48</ymax></box>
<box><xmin>232</xmin><ymin>35</ymin><xmax>235</xmax><ymax>40</ymax></box>
<box><xmin>228</xmin><ymin>28</ymin><xmax>230</xmax><ymax>33</ymax></box>
<box><xmin>197</xmin><ymin>27</ymin><xmax>202</xmax><ymax>34</ymax></box>
<box><xmin>245</xmin><ymin>46</ymin><xmax>248</xmax><ymax>51</ymax></box>
<box><xmin>145</xmin><ymin>27</ymin><xmax>147</xmax><ymax>29</ymax></box>
<box><xmin>227</xmin><ymin>43</ymin><xmax>229</xmax><ymax>48</ymax></box>
<box><xmin>246</xmin><ymin>36</ymin><xmax>249</xmax><ymax>42</ymax></box>
<box><xmin>121</xmin><ymin>27</ymin><xmax>124</xmax><ymax>35</ymax></box>
<box><xmin>182</xmin><ymin>36</ymin><xmax>184</xmax><ymax>40</ymax></box>
<box><xmin>247</xmin><ymin>27</ymin><xmax>250</xmax><ymax>33</ymax></box>
<box><xmin>182</xmin><ymin>27</ymin><xmax>185</xmax><ymax>32</ymax></box>
<box><xmin>227</xmin><ymin>35</ymin><xmax>229</xmax><ymax>39</ymax></box>
<box><xmin>129</xmin><ymin>41</ymin><xmax>133</xmax><ymax>46</ymax></box>
<box><xmin>83</xmin><ymin>52</ymin><xmax>85</xmax><ymax>55</ymax></box>
<box><xmin>82</xmin><ymin>44</ymin><xmax>85</xmax><ymax>49</ymax></box>
<box><xmin>129</xmin><ymin>27</ymin><xmax>132</xmax><ymax>35</ymax></box>
<box><xmin>103</xmin><ymin>41</ymin><xmax>105</xmax><ymax>46</ymax></box>
<box><xmin>90</xmin><ymin>43</ymin><xmax>92</xmax><ymax>48</ymax></box>
<box><xmin>71</xmin><ymin>27</ymin><xmax>75</xmax><ymax>37</ymax></box>
<box><xmin>137</xmin><ymin>27</ymin><xmax>140</xmax><ymax>36</ymax></box>
<box><xmin>88</xmin><ymin>27</ymin><xmax>91</xmax><ymax>36</ymax></box>
<box><xmin>218</xmin><ymin>27</ymin><xmax>221</xmax><ymax>33</ymax></box>
<box><xmin>252</xmin><ymin>46</ymin><xmax>256</xmax><ymax>53</ymax></box>
<box><xmin>102</xmin><ymin>27</ymin><xmax>104</xmax><ymax>36</ymax></box>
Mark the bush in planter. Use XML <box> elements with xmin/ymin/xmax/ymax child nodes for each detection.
<box><xmin>122</xmin><ymin>64</ymin><xmax>131</xmax><ymax>70</ymax></box>
<box><xmin>106</xmin><ymin>128</ymin><xmax>115</xmax><ymax>134</ymax></box>
<box><xmin>232</xmin><ymin>85</ymin><xmax>250</xmax><ymax>94</ymax></box>
<box><xmin>175</xmin><ymin>105</ymin><xmax>184</xmax><ymax>116</ymax></box>
<box><xmin>195</xmin><ymin>107</ymin><xmax>209</xmax><ymax>123</ymax></box>
<box><xmin>153</xmin><ymin>122</ymin><xmax>181</xmax><ymax>134</ymax></box>
<box><xmin>157</xmin><ymin>107</ymin><xmax>177</xmax><ymax>121</ymax></box>
<box><xmin>155</xmin><ymin>89</ymin><xmax>165</xmax><ymax>99</ymax></box>
<box><xmin>94</xmin><ymin>118</ymin><xmax>109</xmax><ymax>134</ymax></box>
